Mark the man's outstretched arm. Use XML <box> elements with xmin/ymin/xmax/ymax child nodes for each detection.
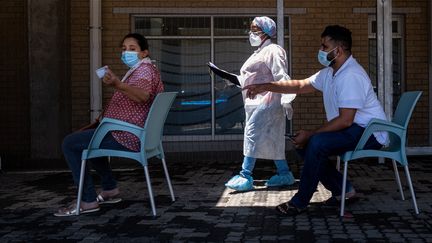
<box><xmin>243</xmin><ymin>78</ymin><xmax>316</xmax><ymax>99</ymax></box>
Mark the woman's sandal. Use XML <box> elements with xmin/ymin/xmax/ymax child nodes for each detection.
<box><xmin>275</xmin><ymin>201</ymin><xmax>306</xmax><ymax>216</ymax></box>
<box><xmin>96</xmin><ymin>194</ymin><xmax>122</xmax><ymax>205</ymax></box>
<box><xmin>54</xmin><ymin>204</ymin><xmax>100</xmax><ymax>217</ymax></box>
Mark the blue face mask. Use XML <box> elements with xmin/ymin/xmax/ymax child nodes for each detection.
<box><xmin>317</xmin><ymin>47</ymin><xmax>338</xmax><ymax>67</ymax></box>
<box><xmin>121</xmin><ymin>51</ymin><xmax>140</xmax><ymax>68</ymax></box>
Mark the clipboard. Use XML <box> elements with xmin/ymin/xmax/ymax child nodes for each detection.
<box><xmin>207</xmin><ymin>62</ymin><xmax>241</xmax><ymax>87</ymax></box>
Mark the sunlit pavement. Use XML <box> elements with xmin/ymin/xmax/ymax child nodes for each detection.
<box><xmin>1</xmin><ymin>156</ymin><xmax>431</xmax><ymax>242</ymax></box>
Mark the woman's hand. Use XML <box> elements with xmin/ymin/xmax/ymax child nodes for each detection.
<box><xmin>102</xmin><ymin>68</ymin><xmax>121</xmax><ymax>88</ymax></box>
<box><xmin>102</xmin><ymin>67</ymin><xmax>150</xmax><ymax>103</ymax></box>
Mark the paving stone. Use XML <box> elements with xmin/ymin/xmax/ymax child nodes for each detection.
<box><xmin>0</xmin><ymin>157</ymin><xmax>431</xmax><ymax>241</ymax></box>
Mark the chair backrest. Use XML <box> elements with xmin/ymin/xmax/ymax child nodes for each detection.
<box><xmin>391</xmin><ymin>91</ymin><xmax>422</xmax><ymax>128</ymax></box>
<box><xmin>143</xmin><ymin>92</ymin><xmax>177</xmax><ymax>150</ymax></box>
<box><xmin>387</xmin><ymin>91</ymin><xmax>422</xmax><ymax>149</ymax></box>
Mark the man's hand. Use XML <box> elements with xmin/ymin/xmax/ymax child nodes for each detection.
<box><xmin>242</xmin><ymin>84</ymin><xmax>267</xmax><ymax>99</ymax></box>
<box><xmin>291</xmin><ymin>130</ymin><xmax>314</xmax><ymax>149</ymax></box>
<box><xmin>102</xmin><ymin>68</ymin><xmax>121</xmax><ymax>88</ymax></box>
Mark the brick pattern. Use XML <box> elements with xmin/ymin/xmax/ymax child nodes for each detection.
<box><xmin>401</xmin><ymin>0</ymin><xmax>429</xmax><ymax>145</ymax></box>
<box><xmin>69</xmin><ymin>0</ymin><xmax>429</xmax><ymax>144</ymax></box>
<box><xmin>70</xmin><ymin>0</ymin><xmax>90</xmax><ymax>129</ymax></box>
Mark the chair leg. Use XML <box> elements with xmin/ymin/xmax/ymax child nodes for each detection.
<box><xmin>340</xmin><ymin>160</ymin><xmax>348</xmax><ymax>217</ymax></box>
<box><xmin>143</xmin><ymin>165</ymin><xmax>157</xmax><ymax>217</ymax></box>
<box><xmin>392</xmin><ymin>160</ymin><xmax>405</xmax><ymax>200</ymax></box>
<box><xmin>161</xmin><ymin>158</ymin><xmax>175</xmax><ymax>202</ymax></box>
<box><xmin>403</xmin><ymin>165</ymin><xmax>419</xmax><ymax>214</ymax></box>
<box><xmin>76</xmin><ymin>159</ymin><xmax>87</xmax><ymax>216</ymax></box>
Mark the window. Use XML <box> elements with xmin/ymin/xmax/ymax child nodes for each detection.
<box><xmin>368</xmin><ymin>15</ymin><xmax>404</xmax><ymax>110</ymax></box>
<box><xmin>134</xmin><ymin>16</ymin><xmax>291</xmax><ymax>139</ymax></box>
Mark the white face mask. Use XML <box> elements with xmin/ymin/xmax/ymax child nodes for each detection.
<box><xmin>249</xmin><ymin>32</ymin><xmax>263</xmax><ymax>46</ymax></box>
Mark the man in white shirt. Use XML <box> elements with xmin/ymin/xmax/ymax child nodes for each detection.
<box><xmin>243</xmin><ymin>25</ymin><xmax>387</xmax><ymax>215</ymax></box>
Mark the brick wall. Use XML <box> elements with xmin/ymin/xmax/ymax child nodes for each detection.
<box><xmin>70</xmin><ymin>0</ymin><xmax>91</xmax><ymax>130</ymax></box>
<box><xmin>69</xmin><ymin>0</ymin><xmax>429</xmax><ymax>145</ymax></box>
<box><xmin>400</xmin><ymin>0</ymin><xmax>429</xmax><ymax>145</ymax></box>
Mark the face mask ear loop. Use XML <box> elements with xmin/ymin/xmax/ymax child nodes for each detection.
<box><xmin>333</xmin><ymin>46</ymin><xmax>339</xmax><ymax>58</ymax></box>
<box><xmin>328</xmin><ymin>46</ymin><xmax>339</xmax><ymax>63</ymax></box>
<box><xmin>259</xmin><ymin>35</ymin><xmax>266</xmax><ymax>46</ymax></box>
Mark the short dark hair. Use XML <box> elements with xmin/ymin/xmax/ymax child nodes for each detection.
<box><xmin>321</xmin><ymin>25</ymin><xmax>352</xmax><ymax>52</ymax></box>
<box><xmin>121</xmin><ymin>33</ymin><xmax>149</xmax><ymax>51</ymax></box>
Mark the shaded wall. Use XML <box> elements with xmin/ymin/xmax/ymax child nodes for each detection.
<box><xmin>0</xmin><ymin>0</ymin><xmax>30</xmax><ymax>164</ymax></box>
<box><xmin>0</xmin><ymin>0</ymin><xmax>71</xmax><ymax>169</ymax></box>
<box><xmin>28</xmin><ymin>0</ymin><xmax>71</xmax><ymax>165</ymax></box>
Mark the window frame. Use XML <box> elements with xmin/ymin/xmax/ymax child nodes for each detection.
<box><xmin>368</xmin><ymin>14</ymin><xmax>405</xmax><ymax>92</ymax></box>
<box><xmin>131</xmin><ymin>14</ymin><xmax>292</xmax><ymax>141</ymax></box>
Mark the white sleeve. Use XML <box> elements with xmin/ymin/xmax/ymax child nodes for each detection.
<box><xmin>308</xmin><ymin>70</ymin><xmax>323</xmax><ymax>91</ymax></box>
<box><xmin>265</xmin><ymin>46</ymin><xmax>297</xmax><ymax>119</ymax></box>
<box><xmin>336</xmin><ymin>72</ymin><xmax>367</xmax><ymax>109</ymax></box>
<box><xmin>265</xmin><ymin>45</ymin><xmax>290</xmax><ymax>81</ymax></box>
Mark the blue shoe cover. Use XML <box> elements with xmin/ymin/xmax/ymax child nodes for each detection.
<box><xmin>265</xmin><ymin>172</ymin><xmax>295</xmax><ymax>187</ymax></box>
<box><xmin>225</xmin><ymin>175</ymin><xmax>253</xmax><ymax>191</ymax></box>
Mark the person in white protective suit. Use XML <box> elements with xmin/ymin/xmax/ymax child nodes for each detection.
<box><xmin>225</xmin><ymin>16</ymin><xmax>296</xmax><ymax>191</ymax></box>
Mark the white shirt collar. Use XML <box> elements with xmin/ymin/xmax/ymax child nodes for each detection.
<box><xmin>121</xmin><ymin>57</ymin><xmax>153</xmax><ymax>82</ymax></box>
<box><xmin>333</xmin><ymin>55</ymin><xmax>353</xmax><ymax>77</ymax></box>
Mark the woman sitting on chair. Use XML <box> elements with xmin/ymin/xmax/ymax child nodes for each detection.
<box><xmin>55</xmin><ymin>33</ymin><xmax>164</xmax><ymax>216</ymax></box>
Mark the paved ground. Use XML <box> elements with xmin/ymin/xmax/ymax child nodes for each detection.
<box><xmin>0</xmin><ymin>156</ymin><xmax>431</xmax><ymax>242</ymax></box>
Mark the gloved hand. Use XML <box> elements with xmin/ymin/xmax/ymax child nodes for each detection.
<box><xmin>282</xmin><ymin>103</ymin><xmax>293</xmax><ymax>120</ymax></box>
<box><xmin>281</xmin><ymin>94</ymin><xmax>295</xmax><ymax>120</ymax></box>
